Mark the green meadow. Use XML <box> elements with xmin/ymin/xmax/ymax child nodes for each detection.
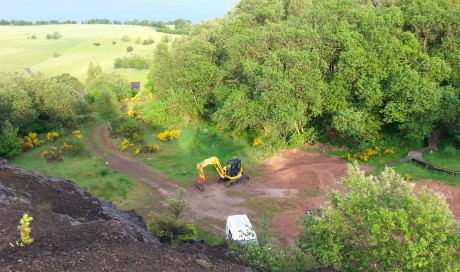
<box><xmin>0</xmin><ymin>24</ymin><xmax>173</xmax><ymax>84</ymax></box>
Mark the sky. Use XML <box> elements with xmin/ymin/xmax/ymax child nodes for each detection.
<box><xmin>0</xmin><ymin>0</ymin><xmax>239</xmax><ymax>23</ymax></box>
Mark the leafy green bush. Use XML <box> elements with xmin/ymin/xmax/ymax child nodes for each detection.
<box><xmin>41</xmin><ymin>146</ymin><xmax>63</xmax><ymax>161</ymax></box>
<box><xmin>117</xmin><ymin>118</ymin><xmax>141</xmax><ymax>138</ymax></box>
<box><xmin>60</xmin><ymin>140</ymin><xmax>82</xmax><ymax>156</ymax></box>
<box><xmin>227</xmin><ymin>242</ymin><xmax>279</xmax><ymax>272</ymax></box>
<box><xmin>178</xmin><ymin>223</ymin><xmax>198</xmax><ymax>242</ymax></box>
<box><xmin>0</xmin><ymin>121</ymin><xmax>23</xmax><ymax>157</ymax></box>
<box><xmin>288</xmin><ymin>128</ymin><xmax>317</xmax><ymax>147</ymax></box>
<box><xmin>444</xmin><ymin>145</ymin><xmax>459</xmax><ymax>157</ymax></box>
<box><xmin>114</xmin><ymin>55</ymin><xmax>150</xmax><ymax>70</ymax></box>
<box><xmin>142</xmin><ymin>38</ymin><xmax>154</xmax><ymax>45</ymax></box>
<box><xmin>147</xmin><ymin>212</ymin><xmax>197</xmax><ymax>242</ymax></box>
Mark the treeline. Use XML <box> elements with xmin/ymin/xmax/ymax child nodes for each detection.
<box><xmin>0</xmin><ymin>66</ymin><xmax>137</xmax><ymax>157</ymax></box>
<box><xmin>0</xmin><ymin>19</ymin><xmax>77</xmax><ymax>25</ymax></box>
<box><xmin>0</xmin><ymin>17</ymin><xmax>192</xmax><ymax>34</ymax></box>
<box><xmin>146</xmin><ymin>0</ymin><xmax>460</xmax><ymax>148</ymax></box>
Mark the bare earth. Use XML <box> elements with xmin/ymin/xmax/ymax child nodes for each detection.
<box><xmin>89</xmin><ymin>124</ymin><xmax>460</xmax><ymax>246</ymax></box>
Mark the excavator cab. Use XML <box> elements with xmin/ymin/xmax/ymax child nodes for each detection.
<box><xmin>226</xmin><ymin>158</ymin><xmax>242</xmax><ymax>177</ymax></box>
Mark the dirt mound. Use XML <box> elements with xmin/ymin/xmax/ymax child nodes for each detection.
<box><xmin>0</xmin><ymin>160</ymin><xmax>247</xmax><ymax>271</ymax></box>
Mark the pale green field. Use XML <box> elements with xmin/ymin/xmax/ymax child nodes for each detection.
<box><xmin>0</xmin><ymin>24</ymin><xmax>174</xmax><ymax>84</ymax></box>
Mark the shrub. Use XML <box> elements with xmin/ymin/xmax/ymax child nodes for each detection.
<box><xmin>17</xmin><ymin>214</ymin><xmax>34</xmax><ymax>246</ymax></box>
<box><xmin>168</xmin><ymin>187</ymin><xmax>189</xmax><ymax>219</ymax></box>
<box><xmin>135</xmin><ymin>37</ymin><xmax>142</xmax><ymax>44</ymax></box>
<box><xmin>53</xmin><ymin>52</ymin><xmax>60</xmax><ymax>57</ymax></box>
<box><xmin>132</xmin><ymin>133</ymin><xmax>142</xmax><ymax>141</ymax></box>
<box><xmin>120</xmin><ymin>139</ymin><xmax>134</xmax><ymax>151</ymax></box>
<box><xmin>147</xmin><ymin>212</ymin><xmax>197</xmax><ymax>243</ymax></box>
<box><xmin>46</xmin><ymin>132</ymin><xmax>60</xmax><ymax>142</ymax></box>
<box><xmin>253</xmin><ymin>137</ymin><xmax>263</xmax><ymax>146</ymax></box>
<box><xmin>114</xmin><ymin>55</ymin><xmax>150</xmax><ymax>70</ymax></box>
<box><xmin>157</xmin><ymin>129</ymin><xmax>181</xmax><ymax>142</ymax></box>
<box><xmin>72</xmin><ymin>130</ymin><xmax>82</xmax><ymax>139</ymax></box>
<box><xmin>93</xmin><ymin>42</ymin><xmax>100</xmax><ymax>46</ymax></box>
<box><xmin>227</xmin><ymin>242</ymin><xmax>279</xmax><ymax>272</ymax></box>
<box><xmin>121</xmin><ymin>35</ymin><xmax>130</xmax><ymax>42</ymax></box>
<box><xmin>288</xmin><ymin>128</ymin><xmax>317</xmax><ymax>147</ymax></box>
<box><xmin>443</xmin><ymin>145</ymin><xmax>459</xmax><ymax>157</ymax></box>
<box><xmin>117</xmin><ymin>118</ymin><xmax>141</xmax><ymax>138</ymax></box>
<box><xmin>383</xmin><ymin>147</ymin><xmax>395</xmax><ymax>156</ymax></box>
<box><xmin>23</xmin><ymin>132</ymin><xmax>42</xmax><ymax>150</ymax></box>
<box><xmin>127</xmin><ymin>107</ymin><xmax>136</xmax><ymax>118</ymax></box>
<box><xmin>46</xmin><ymin>31</ymin><xmax>62</xmax><ymax>39</ymax></box>
<box><xmin>142</xmin><ymin>38</ymin><xmax>154</xmax><ymax>45</ymax></box>
<box><xmin>178</xmin><ymin>223</ymin><xmax>198</xmax><ymax>242</ymax></box>
<box><xmin>112</xmin><ymin>41</ymin><xmax>116</xmax><ymax>45</ymax></box>
<box><xmin>126</xmin><ymin>46</ymin><xmax>133</xmax><ymax>52</ymax></box>
<box><xmin>60</xmin><ymin>141</ymin><xmax>82</xmax><ymax>156</ymax></box>
<box><xmin>41</xmin><ymin>146</ymin><xmax>63</xmax><ymax>161</ymax></box>
<box><xmin>31</xmin><ymin>35</ymin><xmax>37</xmax><ymax>39</ymax></box>
<box><xmin>146</xmin><ymin>144</ymin><xmax>160</xmax><ymax>153</ymax></box>
<box><xmin>0</xmin><ymin>121</ymin><xmax>23</xmax><ymax>157</ymax></box>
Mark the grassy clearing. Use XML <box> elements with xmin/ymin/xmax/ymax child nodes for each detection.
<box><xmin>424</xmin><ymin>141</ymin><xmax>460</xmax><ymax>171</ymax></box>
<box><xmin>136</xmin><ymin>124</ymin><xmax>262</xmax><ymax>186</ymax></box>
<box><xmin>10</xmin><ymin>127</ymin><xmax>151</xmax><ymax>210</ymax></box>
<box><xmin>0</xmin><ymin>24</ymin><xmax>176</xmax><ymax>84</ymax></box>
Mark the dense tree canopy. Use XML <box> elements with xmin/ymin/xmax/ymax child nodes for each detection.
<box><xmin>146</xmin><ymin>0</ymin><xmax>460</xmax><ymax>147</ymax></box>
<box><xmin>0</xmin><ymin>72</ymin><xmax>85</xmax><ymax>133</ymax></box>
<box><xmin>297</xmin><ymin>163</ymin><xmax>460</xmax><ymax>271</ymax></box>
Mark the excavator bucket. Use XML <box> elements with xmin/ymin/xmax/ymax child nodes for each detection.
<box><xmin>195</xmin><ymin>182</ymin><xmax>205</xmax><ymax>192</ymax></box>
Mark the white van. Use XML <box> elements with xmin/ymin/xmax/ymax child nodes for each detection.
<box><xmin>225</xmin><ymin>214</ymin><xmax>258</xmax><ymax>244</ymax></box>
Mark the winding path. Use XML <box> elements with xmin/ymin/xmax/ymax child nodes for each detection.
<box><xmin>88</xmin><ymin>123</ymin><xmax>251</xmax><ymax>231</ymax></box>
<box><xmin>386</xmin><ymin>132</ymin><xmax>459</xmax><ymax>176</ymax></box>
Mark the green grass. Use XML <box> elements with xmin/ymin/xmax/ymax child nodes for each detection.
<box><xmin>393</xmin><ymin>162</ymin><xmax>460</xmax><ymax>185</ymax></box>
<box><xmin>424</xmin><ymin>141</ymin><xmax>460</xmax><ymax>171</ymax></box>
<box><xmin>138</xmin><ymin>124</ymin><xmax>260</xmax><ymax>186</ymax></box>
<box><xmin>0</xmin><ymin>24</ymin><xmax>176</xmax><ymax>84</ymax></box>
<box><xmin>329</xmin><ymin>140</ymin><xmax>460</xmax><ymax>184</ymax></box>
<box><xmin>196</xmin><ymin>228</ymin><xmax>226</xmax><ymax>246</ymax></box>
<box><xmin>10</xmin><ymin>126</ymin><xmax>151</xmax><ymax>210</ymax></box>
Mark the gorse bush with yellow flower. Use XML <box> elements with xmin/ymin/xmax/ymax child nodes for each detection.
<box><xmin>157</xmin><ymin>129</ymin><xmax>181</xmax><ymax>142</ymax></box>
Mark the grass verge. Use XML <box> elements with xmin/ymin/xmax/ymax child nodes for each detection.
<box><xmin>10</xmin><ymin>126</ymin><xmax>151</xmax><ymax>211</ymax></box>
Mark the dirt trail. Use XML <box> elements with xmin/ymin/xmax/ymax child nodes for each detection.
<box><xmin>88</xmin><ymin>123</ymin><xmax>252</xmax><ymax>231</ymax></box>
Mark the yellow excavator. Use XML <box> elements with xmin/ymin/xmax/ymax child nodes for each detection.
<box><xmin>195</xmin><ymin>156</ymin><xmax>250</xmax><ymax>191</ymax></box>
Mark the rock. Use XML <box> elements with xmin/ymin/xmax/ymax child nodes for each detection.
<box><xmin>196</xmin><ymin>258</ymin><xmax>213</xmax><ymax>269</ymax></box>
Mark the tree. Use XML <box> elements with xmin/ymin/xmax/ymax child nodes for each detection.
<box><xmin>0</xmin><ymin>121</ymin><xmax>23</xmax><ymax>157</ymax></box>
<box><xmin>86</xmin><ymin>72</ymin><xmax>134</xmax><ymax>100</ymax></box>
<box><xmin>297</xmin><ymin>163</ymin><xmax>460</xmax><ymax>271</ymax></box>
<box><xmin>147</xmin><ymin>187</ymin><xmax>196</xmax><ymax>243</ymax></box>
<box><xmin>93</xmin><ymin>89</ymin><xmax>120</xmax><ymax>127</ymax></box>
<box><xmin>86</xmin><ymin>62</ymin><xmax>102</xmax><ymax>85</ymax></box>
<box><xmin>168</xmin><ymin>187</ymin><xmax>190</xmax><ymax>219</ymax></box>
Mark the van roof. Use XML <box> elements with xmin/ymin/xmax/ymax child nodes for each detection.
<box><xmin>226</xmin><ymin>214</ymin><xmax>257</xmax><ymax>241</ymax></box>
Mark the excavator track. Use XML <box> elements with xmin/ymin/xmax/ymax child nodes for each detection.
<box><xmin>226</xmin><ymin>176</ymin><xmax>250</xmax><ymax>188</ymax></box>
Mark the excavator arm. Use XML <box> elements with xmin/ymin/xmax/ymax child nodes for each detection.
<box><xmin>197</xmin><ymin>156</ymin><xmax>225</xmax><ymax>184</ymax></box>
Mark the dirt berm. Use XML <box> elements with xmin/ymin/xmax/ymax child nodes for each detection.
<box><xmin>0</xmin><ymin>160</ymin><xmax>248</xmax><ymax>271</ymax></box>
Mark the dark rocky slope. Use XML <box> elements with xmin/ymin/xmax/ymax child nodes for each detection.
<box><xmin>0</xmin><ymin>160</ymin><xmax>247</xmax><ymax>271</ymax></box>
